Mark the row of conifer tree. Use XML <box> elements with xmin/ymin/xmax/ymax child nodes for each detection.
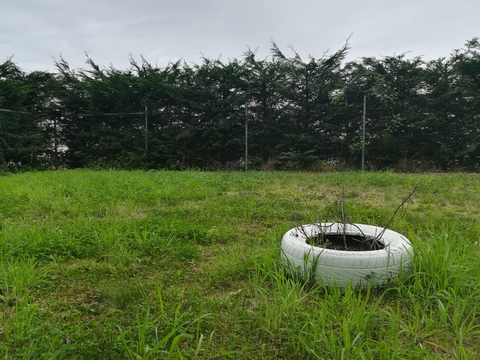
<box><xmin>1</xmin><ymin>37</ymin><xmax>479</xmax><ymax>171</ymax></box>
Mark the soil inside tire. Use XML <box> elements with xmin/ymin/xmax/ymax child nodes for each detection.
<box><xmin>306</xmin><ymin>233</ymin><xmax>386</xmax><ymax>251</ymax></box>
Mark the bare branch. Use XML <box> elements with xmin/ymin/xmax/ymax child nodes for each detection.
<box><xmin>376</xmin><ymin>183</ymin><xmax>419</xmax><ymax>240</ymax></box>
<box><xmin>341</xmin><ymin>187</ymin><xmax>348</xmax><ymax>249</ymax></box>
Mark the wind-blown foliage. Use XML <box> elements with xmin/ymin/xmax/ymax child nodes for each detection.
<box><xmin>0</xmin><ymin>58</ymin><xmax>53</xmax><ymax>169</ymax></box>
<box><xmin>1</xmin><ymin>37</ymin><xmax>479</xmax><ymax>171</ymax></box>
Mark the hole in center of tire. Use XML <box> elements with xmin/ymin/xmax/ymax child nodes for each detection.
<box><xmin>306</xmin><ymin>233</ymin><xmax>386</xmax><ymax>251</ymax></box>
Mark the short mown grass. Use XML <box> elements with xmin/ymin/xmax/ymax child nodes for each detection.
<box><xmin>0</xmin><ymin>170</ymin><xmax>479</xmax><ymax>359</ymax></box>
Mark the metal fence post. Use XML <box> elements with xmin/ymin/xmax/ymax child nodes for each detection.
<box><xmin>54</xmin><ymin>117</ymin><xmax>58</xmax><ymax>169</ymax></box>
<box><xmin>144</xmin><ymin>106</ymin><xmax>148</xmax><ymax>156</ymax></box>
<box><xmin>361</xmin><ymin>95</ymin><xmax>366</xmax><ymax>171</ymax></box>
<box><xmin>245</xmin><ymin>103</ymin><xmax>248</xmax><ymax>172</ymax></box>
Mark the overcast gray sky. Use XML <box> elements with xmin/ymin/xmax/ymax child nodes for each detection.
<box><xmin>2</xmin><ymin>0</ymin><xmax>479</xmax><ymax>73</ymax></box>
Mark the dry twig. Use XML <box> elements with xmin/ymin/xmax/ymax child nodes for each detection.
<box><xmin>376</xmin><ymin>183</ymin><xmax>419</xmax><ymax>241</ymax></box>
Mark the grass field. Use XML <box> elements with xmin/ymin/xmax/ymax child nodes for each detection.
<box><xmin>0</xmin><ymin>170</ymin><xmax>479</xmax><ymax>359</ymax></box>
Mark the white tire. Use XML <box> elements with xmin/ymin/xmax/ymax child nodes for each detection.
<box><xmin>281</xmin><ymin>222</ymin><xmax>413</xmax><ymax>288</ymax></box>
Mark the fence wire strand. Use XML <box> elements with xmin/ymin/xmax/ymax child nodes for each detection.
<box><xmin>1</xmin><ymin>108</ymin><xmax>479</xmax><ymax>172</ymax></box>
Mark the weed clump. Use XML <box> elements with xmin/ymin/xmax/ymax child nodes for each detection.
<box><xmin>300</xmin><ymin>184</ymin><xmax>418</xmax><ymax>251</ymax></box>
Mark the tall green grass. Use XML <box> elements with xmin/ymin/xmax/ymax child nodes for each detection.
<box><xmin>0</xmin><ymin>170</ymin><xmax>479</xmax><ymax>359</ymax></box>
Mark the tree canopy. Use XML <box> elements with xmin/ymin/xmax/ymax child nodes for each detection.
<box><xmin>1</xmin><ymin>38</ymin><xmax>479</xmax><ymax>171</ymax></box>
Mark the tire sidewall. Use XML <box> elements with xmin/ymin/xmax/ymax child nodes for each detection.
<box><xmin>281</xmin><ymin>222</ymin><xmax>414</xmax><ymax>287</ymax></box>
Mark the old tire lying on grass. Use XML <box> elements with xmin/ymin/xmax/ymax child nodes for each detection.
<box><xmin>281</xmin><ymin>223</ymin><xmax>413</xmax><ymax>288</ymax></box>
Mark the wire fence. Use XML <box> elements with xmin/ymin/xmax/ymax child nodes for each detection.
<box><xmin>0</xmin><ymin>109</ymin><xmax>51</xmax><ymax>170</ymax></box>
<box><xmin>1</xmin><ymin>108</ymin><xmax>479</xmax><ymax>172</ymax></box>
